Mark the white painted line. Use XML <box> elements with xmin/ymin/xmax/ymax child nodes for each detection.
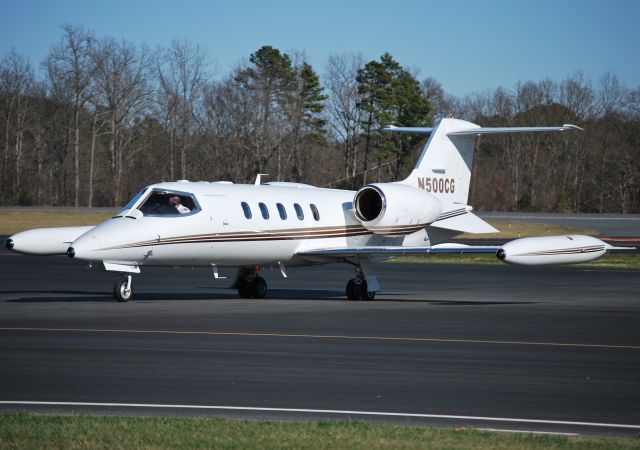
<box><xmin>0</xmin><ymin>401</ymin><xmax>638</xmax><ymax>430</ymax></box>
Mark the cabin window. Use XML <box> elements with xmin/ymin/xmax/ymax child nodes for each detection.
<box><xmin>310</xmin><ymin>203</ymin><xmax>320</xmax><ymax>221</ymax></box>
<box><xmin>276</xmin><ymin>203</ymin><xmax>287</xmax><ymax>220</ymax></box>
<box><xmin>294</xmin><ymin>203</ymin><xmax>304</xmax><ymax>220</ymax></box>
<box><xmin>135</xmin><ymin>189</ymin><xmax>200</xmax><ymax>217</ymax></box>
<box><xmin>259</xmin><ymin>202</ymin><xmax>270</xmax><ymax>219</ymax></box>
<box><xmin>241</xmin><ymin>202</ymin><xmax>252</xmax><ymax>219</ymax></box>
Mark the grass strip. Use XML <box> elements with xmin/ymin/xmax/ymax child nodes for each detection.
<box><xmin>1</xmin><ymin>413</ymin><xmax>639</xmax><ymax>450</ymax></box>
<box><xmin>457</xmin><ymin>219</ymin><xmax>597</xmax><ymax>239</ymax></box>
<box><xmin>0</xmin><ymin>211</ymin><xmax>114</xmax><ymax>235</ymax></box>
<box><xmin>388</xmin><ymin>253</ymin><xmax>640</xmax><ymax>270</ymax></box>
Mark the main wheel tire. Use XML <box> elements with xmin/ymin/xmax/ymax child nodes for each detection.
<box><xmin>358</xmin><ymin>280</ymin><xmax>369</xmax><ymax>301</ymax></box>
<box><xmin>237</xmin><ymin>279</ymin><xmax>252</xmax><ymax>298</ymax></box>
<box><xmin>346</xmin><ymin>279</ymin><xmax>359</xmax><ymax>300</ymax></box>
<box><xmin>113</xmin><ymin>278</ymin><xmax>132</xmax><ymax>302</ymax></box>
<box><xmin>250</xmin><ymin>277</ymin><xmax>267</xmax><ymax>299</ymax></box>
<box><xmin>356</xmin><ymin>280</ymin><xmax>375</xmax><ymax>301</ymax></box>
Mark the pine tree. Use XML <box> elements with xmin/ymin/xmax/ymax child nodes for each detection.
<box><xmin>299</xmin><ymin>62</ymin><xmax>327</xmax><ymax>142</ymax></box>
<box><xmin>234</xmin><ymin>46</ymin><xmax>296</xmax><ymax>179</ymax></box>
<box><xmin>356</xmin><ymin>53</ymin><xmax>432</xmax><ymax>181</ymax></box>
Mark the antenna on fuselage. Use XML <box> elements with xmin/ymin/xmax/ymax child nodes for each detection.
<box><xmin>255</xmin><ymin>173</ymin><xmax>269</xmax><ymax>186</ymax></box>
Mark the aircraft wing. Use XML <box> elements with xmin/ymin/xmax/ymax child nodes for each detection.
<box><xmin>296</xmin><ymin>244</ymin><xmax>500</xmax><ymax>259</ymax></box>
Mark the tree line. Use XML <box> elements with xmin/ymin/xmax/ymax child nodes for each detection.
<box><xmin>1</xmin><ymin>25</ymin><xmax>639</xmax><ymax>212</ymax></box>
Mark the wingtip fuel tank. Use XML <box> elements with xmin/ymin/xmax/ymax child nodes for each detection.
<box><xmin>496</xmin><ymin>235</ymin><xmax>612</xmax><ymax>266</ymax></box>
<box><xmin>5</xmin><ymin>226</ymin><xmax>94</xmax><ymax>256</ymax></box>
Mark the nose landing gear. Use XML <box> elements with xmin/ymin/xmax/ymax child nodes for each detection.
<box><xmin>113</xmin><ymin>274</ymin><xmax>133</xmax><ymax>302</ymax></box>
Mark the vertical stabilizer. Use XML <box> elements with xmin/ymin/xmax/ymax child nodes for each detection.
<box><xmin>398</xmin><ymin>118</ymin><xmax>479</xmax><ymax>205</ymax></box>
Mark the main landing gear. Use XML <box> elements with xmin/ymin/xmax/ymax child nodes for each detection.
<box><xmin>346</xmin><ymin>265</ymin><xmax>376</xmax><ymax>301</ymax></box>
<box><xmin>235</xmin><ymin>267</ymin><xmax>267</xmax><ymax>299</ymax></box>
<box><xmin>113</xmin><ymin>274</ymin><xmax>133</xmax><ymax>302</ymax></box>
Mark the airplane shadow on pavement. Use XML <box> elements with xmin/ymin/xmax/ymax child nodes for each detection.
<box><xmin>2</xmin><ymin>289</ymin><xmax>539</xmax><ymax>305</ymax></box>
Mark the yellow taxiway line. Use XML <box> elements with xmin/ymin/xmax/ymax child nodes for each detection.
<box><xmin>0</xmin><ymin>327</ymin><xmax>639</xmax><ymax>350</ymax></box>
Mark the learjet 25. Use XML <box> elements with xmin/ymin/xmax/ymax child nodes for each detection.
<box><xmin>5</xmin><ymin>118</ymin><xmax>632</xmax><ymax>301</ymax></box>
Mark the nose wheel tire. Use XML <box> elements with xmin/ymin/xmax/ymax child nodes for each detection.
<box><xmin>113</xmin><ymin>276</ymin><xmax>133</xmax><ymax>302</ymax></box>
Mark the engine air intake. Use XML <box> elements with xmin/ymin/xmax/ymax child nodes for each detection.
<box><xmin>354</xmin><ymin>186</ymin><xmax>385</xmax><ymax>222</ymax></box>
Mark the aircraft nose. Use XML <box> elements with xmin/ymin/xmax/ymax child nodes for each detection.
<box><xmin>70</xmin><ymin>218</ymin><xmax>155</xmax><ymax>262</ymax></box>
<box><xmin>5</xmin><ymin>238</ymin><xmax>14</xmax><ymax>250</ymax></box>
<box><xmin>69</xmin><ymin>229</ymin><xmax>104</xmax><ymax>261</ymax></box>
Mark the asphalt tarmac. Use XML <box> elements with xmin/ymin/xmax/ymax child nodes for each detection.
<box><xmin>479</xmin><ymin>212</ymin><xmax>640</xmax><ymax>237</ymax></box>
<box><xmin>1</xmin><ymin>250</ymin><xmax>639</xmax><ymax>436</ymax></box>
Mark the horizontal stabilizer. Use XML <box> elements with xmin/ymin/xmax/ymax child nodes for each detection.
<box><xmin>383</xmin><ymin>123</ymin><xmax>581</xmax><ymax>136</ymax></box>
<box><xmin>429</xmin><ymin>210</ymin><xmax>498</xmax><ymax>234</ymax></box>
<box><xmin>448</xmin><ymin>124</ymin><xmax>582</xmax><ymax>136</ymax></box>
<box><xmin>382</xmin><ymin>125</ymin><xmax>433</xmax><ymax>134</ymax></box>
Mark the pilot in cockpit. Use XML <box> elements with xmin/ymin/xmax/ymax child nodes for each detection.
<box><xmin>169</xmin><ymin>195</ymin><xmax>191</xmax><ymax>214</ymax></box>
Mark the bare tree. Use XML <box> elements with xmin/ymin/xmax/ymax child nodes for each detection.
<box><xmin>0</xmin><ymin>49</ymin><xmax>35</xmax><ymax>203</ymax></box>
<box><xmin>93</xmin><ymin>37</ymin><xmax>152</xmax><ymax>206</ymax></box>
<box><xmin>598</xmin><ymin>71</ymin><xmax>627</xmax><ymax>116</ymax></box>
<box><xmin>628</xmin><ymin>87</ymin><xmax>640</xmax><ymax>116</ymax></box>
<box><xmin>595</xmin><ymin>72</ymin><xmax>628</xmax><ymax>212</ymax></box>
<box><xmin>560</xmin><ymin>71</ymin><xmax>595</xmax><ymax>120</ymax></box>
<box><xmin>421</xmin><ymin>77</ymin><xmax>454</xmax><ymax>118</ymax></box>
<box><xmin>324</xmin><ymin>53</ymin><xmax>365</xmax><ymax>184</ymax></box>
<box><xmin>44</xmin><ymin>25</ymin><xmax>96</xmax><ymax>206</ymax></box>
<box><xmin>201</xmin><ymin>76</ymin><xmax>250</xmax><ymax>181</ymax></box>
<box><xmin>157</xmin><ymin>39</ymin><xmax>208</xmax><ymax>180</ymax></box>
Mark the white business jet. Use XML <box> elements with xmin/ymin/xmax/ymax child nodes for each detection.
<box><xmin>5</xmin><ymin>118</ymin><xmax>631</xmax><ymax>302</ymax></box>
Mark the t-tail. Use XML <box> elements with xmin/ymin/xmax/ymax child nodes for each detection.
<box><xmin>386</xmin><ymin>118</ymin><xmax>582</xmax><ymax>206</ymax></box>
<box><xmin>352</xmin><ymin>118</ymin><xmax>582</xmax><ymax>238</ymax></box>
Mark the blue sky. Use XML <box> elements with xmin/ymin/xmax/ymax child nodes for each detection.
<box><xmin>1</xmin><ymin>0</ymin><xmax>638</xmax><ymax>97</ymax></box>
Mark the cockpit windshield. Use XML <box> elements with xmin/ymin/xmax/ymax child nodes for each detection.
<box><xmin>118</xmin><ymin>188</ymin><xmax>148</xmax><ymax>213</ymax></box>
<box><xmin>115</xmin><ymin>188</ymin><xmax>200</xmax><ymax>217</ymax></box>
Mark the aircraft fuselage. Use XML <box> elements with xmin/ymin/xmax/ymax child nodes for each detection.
<box><xmin>69</xmin><ymin>181</ymin><xmax>409</xmax><ymax>268</ymax></box>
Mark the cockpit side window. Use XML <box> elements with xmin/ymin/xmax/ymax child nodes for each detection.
<box><xmin>136</xmin><ymin>189</ymin><xmax>200</xmax><ymax>217</ymax></box>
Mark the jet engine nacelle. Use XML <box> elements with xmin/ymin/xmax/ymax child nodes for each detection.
<box><xmin>496</xmin><ymin>235</ymin><xmax>608</xmax><ymax>266</ymax></box>
<box><xmin>353</xmin><ymin>183</ymin><xmax>441</xmax><ymax>235</ymax></box>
